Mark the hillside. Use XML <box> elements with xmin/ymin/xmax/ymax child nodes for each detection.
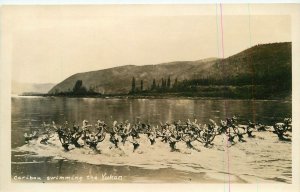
<box><xmin>49</xmin><ymin>42</ymin><xmax>291</xmax><ymax>98</ymax></box>
<box><xmin>49</xmin><ymin>58</ymin><xmax>218</xmax><ymax>94</ymax></box>
<box><xmin>208</xmin><ymin>42</ymin><xmax>291</xmax><ymax>81</ymax></box>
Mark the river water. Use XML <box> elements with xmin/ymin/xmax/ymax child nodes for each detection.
<box><xmin>11</xmin><ymin>97</ymin><xmax>292</xmax><ymax>183</ymax></box>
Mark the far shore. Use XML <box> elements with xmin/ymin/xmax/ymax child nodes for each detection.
<box><xmin>13</xmin><ymin>93</ymin><xmax>292</xmax><ymax>101</ymax></box>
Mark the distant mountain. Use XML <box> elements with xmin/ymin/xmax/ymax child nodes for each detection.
<box><xmin>12</xmin><ymin>81</ymin><xmax>55</xmax><ymax>95</ymax></box>
<box><xmin>49</xmin><ymin>42</ymin><xmax>291</xmax><ymax>97</ymax></box>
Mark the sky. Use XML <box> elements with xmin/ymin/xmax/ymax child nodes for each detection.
<box><xmin>1</xmin><ymin>4</ymin><xmax>292</xmax><ymax>84</ymax></box>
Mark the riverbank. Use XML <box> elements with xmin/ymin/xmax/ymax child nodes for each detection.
<box><xmin>18</xmin><ymin>92</ymin><xmax>292</xmax><ymax>101</ymax></box>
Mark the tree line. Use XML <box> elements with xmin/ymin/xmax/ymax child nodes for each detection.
<box><xmin>130</xmin><ymin>76</ymin><xmax>181</xmax><ymax>94</ymax></box>
<box><xmin>128</xmin><ymin>70</ymin><xmax>291</xmax><ymax>99</ymax></box>
<box><xmin>49</xmin><ymin>68</ymin><xmax>291</xmax><ymax>99</ymax></box>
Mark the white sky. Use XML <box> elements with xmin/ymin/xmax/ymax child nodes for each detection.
<box><xmin>1</xmin><ymin>4</ymin><xmax>291</xmax><ymax>84</ymax></box>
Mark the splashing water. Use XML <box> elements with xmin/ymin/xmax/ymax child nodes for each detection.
<box><xmin>15</xmin><ymin>131</ymin><xmax>291</xmax><ymax>183</ymax></box>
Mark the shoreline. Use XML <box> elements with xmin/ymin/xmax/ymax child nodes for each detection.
<box><xmin>13</xmin><ymin>94</ymin><xmax>292</xmax><ymax>101</ymax></box>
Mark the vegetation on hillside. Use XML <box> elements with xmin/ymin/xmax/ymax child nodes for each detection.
<box><xmin>48</xmin><ymin>42</ymin><xmax>291</xmax><ymax>99</ymax></box>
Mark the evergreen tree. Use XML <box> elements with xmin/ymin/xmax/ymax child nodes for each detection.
<box><xmin>72</xmin><ymin>80</ymin><xmax>87</xmax><ymax>95</ymax></box>
<box><xmin>73</xmin><ymin>80</ymin><xmax>83</xmax><ymax>92</ymax></box>
<box><xmin>131</xmin><ymin>77</ymin><xmax>136</xmax><ymax>93</ymax></box>
<box><xmin>167</xmin><ymin>76</ymin><xmax>171</xmax><ymax>88</ymax></box>
<box><xmin>151</xmin><ymin>79</ymin><xmax>156</xmax><ymax>90</ymax></box>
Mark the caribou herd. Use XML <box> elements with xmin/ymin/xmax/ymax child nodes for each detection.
<box><xmin>24</xmin><ymin>116</ymin><xmax>292</xmax><ymax>153</ymax></box>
